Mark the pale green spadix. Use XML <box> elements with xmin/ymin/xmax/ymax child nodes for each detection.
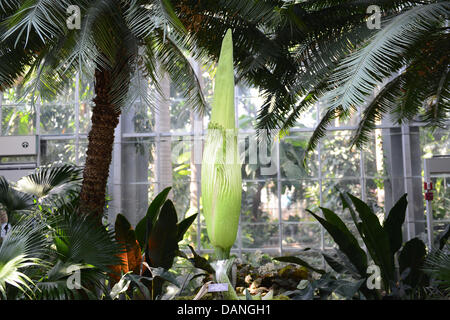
<box><xmin>201</xmin><ymin>29</ymin><xmax>242</xmax><ymax>259</ymax></box>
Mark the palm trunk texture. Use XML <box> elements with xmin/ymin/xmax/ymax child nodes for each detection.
<box><xmin>79</xmin><ymin>67</ymin><xmax>120</xmax><ymax>219</ymax></box>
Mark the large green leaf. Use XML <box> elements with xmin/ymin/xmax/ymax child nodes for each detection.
<box><xmin>307</xmin><ymin>209</ymin><xmax>367</xmax><ymax>276</ymax></box>
<box><xmin>110</xmin><ymin>214</ymin><xmax>142</xmax><ymax>283</ymax></box>
<box><xmin>383</xmin><ymin>193</ymin><xmax>408</xmax><ymax>255</ymax></box>
<box><xmin>347</xmin><ymin>193</ymin><xmax>394</xmax><ymax>287</ymax></box>
<box><xmin>135</xmin><ymin>187</ymin><xmax>172</xmax><ymax>251</ymax></box>
<box><xmin>274</xmin><ymin>255</ymin><xmax>326</xmax><ymax>275</ymax></box>
<box><xmin>186</xmin><ymin>245</ymin><xmax>215</xmax><ymax>274</ymax></box>
<box><xmin>321</xmin><ymin>207</ymin><xmax>362</xmax><ymax>250</ymax></box>
<box><xmin>339</xmin><ymin>191</ymin><xmax>364</xmax><ymax>237</ymax></box>
<box><xmin>146</xmin><ymin>199</ymin><xmax>179</xmax><ymax>270</ymax></box>
<box><xmin>398</xmin><ymin>238</ymin><xmax>427</xmax><ymax>288</ymax></box>
<box><xmin>176</xmin><ymin>213</ymin><xmax>198</xmax><ymax>242</ymax></box>
<box><xmin>322</xmin><ymin>251</ymin><xmax>360</xmax><ymax>278</ymax></box>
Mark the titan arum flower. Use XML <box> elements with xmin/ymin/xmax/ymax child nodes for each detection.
<box><xmin>201</xmin><ymin>29</ymin><xmax>242</xmax><ymax>260</ymax></box>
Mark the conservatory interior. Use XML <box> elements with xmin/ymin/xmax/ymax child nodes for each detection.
<box><xmin>0</xmin><ymin>0</ymin><xmax>448</xmax><ymax>301</ymax></box>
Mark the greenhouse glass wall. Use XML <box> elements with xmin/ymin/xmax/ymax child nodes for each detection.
<box><xmin>0</xmin><ymin>63</ymin><xmax>449</xmax><ymax>261</ymax></box>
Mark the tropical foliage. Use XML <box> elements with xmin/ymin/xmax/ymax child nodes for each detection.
<box><xmin>274</xmin><ymin>192</ymin><xmax>449</xmax><ymax>300</ymax></box>
<box><xmin>108</xmin><ymin>186</ymin><xmax>198</xmax><ymax>300</ymax></box>
<box><xmin>234</xmin><ymin>0</ymin><xmax>449</xmax><ymax>159</ymax></box>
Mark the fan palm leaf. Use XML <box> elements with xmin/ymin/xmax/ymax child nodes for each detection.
<box><xmin>0</xmin><ymin>176</ymin><xmax>34</xmax><ymax>220</ymax></box>
<box><xmin>0</xmin><ymin>217</ymin><xmax>49</xmax><ymax>299</ymax></box>
<box><xmin>16</xmin><ymin>164</ymin><xmax>82</xmax><ymax>205</ymax></box>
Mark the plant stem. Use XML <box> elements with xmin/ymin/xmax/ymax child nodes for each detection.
<box><xmin>214</xmin><ymin>246</ymin><xmax>230</xmax><ymax>260</ymax></box>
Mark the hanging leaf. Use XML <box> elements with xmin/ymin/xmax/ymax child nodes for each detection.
<box><xmin>274</xmin><ymin>256</ymin><xmax>325</xmax><ymax>275</ymax></box>
<box><xmin>347</xmin><ymin>193</ymin><xmax>394</xmax><ymax>287</ymax></box>
<box><xmin>186</xmin><ymin>245</ymin><xmax>215</xmax><ymax>274</ymax></box>
<box><xmin>110</xmin><ymin>214</ymin><xmax>142</xmax><ymax>284</ymax></box>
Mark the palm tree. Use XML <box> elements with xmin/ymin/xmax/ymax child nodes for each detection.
<box><xmin>250</xmin><ymin>0</ymin><xmax>449</xmax><ymax>158</ymax></box>
<box><xmin>1</xmin><ymin>0</ymin><xmax>299</xmax><ymax>220</ymax></box>
<box><xmin>0</xmin><ymin>0</ymin><xmax>207</xmax><ymax>219</ymax></box>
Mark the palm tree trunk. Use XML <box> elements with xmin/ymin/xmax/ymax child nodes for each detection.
<box><xmin>79</xmin><ymin>67</ymin><xmax>121</xmax><ymax>219</ymax></box>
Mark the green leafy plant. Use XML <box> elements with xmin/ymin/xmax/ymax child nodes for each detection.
<box><xmin>275</xmin><ymin>193</ymin><xmax>436</xmax><ymax>299</ymax></box>
<box><xmin>0</xmin><ymin>209</ymin><xmax>121</xmax><ymax>300</ymax></box>
<box><xmin>0</xmin><ymin>164</ymin><xmax>82</xmax><ymax>224</ymax></box>
<box><xmin>110</xmin><ymin>186</ymin><xmax>198</xmax><ymax>300</ymax></box>
<box><xmin>0</xmin><ymin>218</ymin><xmax>48</xmax><ymax>299</ymax></box>
<box><xmin>36</xmin><ymin>212</ymin><xmax>121</xmax><ymax>300</ymax></box>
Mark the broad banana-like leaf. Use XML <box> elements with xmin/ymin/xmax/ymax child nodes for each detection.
<box><xmin>398</xmin><ymin>238</ymin><xmax>427</xmax><ymax>288</ymax></box>
<box><xmin>383</xmin><ymin>193</ymin><xmax>408</xmax><ymax>255</ymax></box>
<box><xmin>306</xmin><ymin>208</ymin><xmax>368</xmax><ymax>276</ymax></box>
<box><xmin>135</xmin><ymin>186</ymin><xmax>172</xmax><ymax>251</ymax></box>
<box><xmin>201</xmin><ymin>29</ymin><xmax>242</xmax><ymax>259</ymax></box>
<box><xmin>146</xmin><ymin>200</ymin><xmax>179</xmax><ymax>270</ymax></box>
<box><xmin>176</xmin><ymin>213</ymin><xmax>198</xmax><ymax>242</ymax></box>
<box><xmin>110</xmin><ymin>214</ymin><xmax>142</xmax><ymax>283</ymax></box>
<box><xmin>347</xmin><ymin>194</ymin><xmax>394</xmax><ymax>288</ymax></box>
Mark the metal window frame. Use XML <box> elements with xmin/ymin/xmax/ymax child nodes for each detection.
<box><xmin>1</xmin><ymin>74</ymin><xmax>449</xmax><ymax>258</ymax></box>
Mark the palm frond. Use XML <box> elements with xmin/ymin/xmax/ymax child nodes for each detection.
<box><xmin>15</xmin><ymin>164</ymin><xmax>82</xmax><ymax>209</ymax></box>
<box><xmin>2</xmin><ymin>0</ymin><xmax>68</xmax><ymax>47</ymax></box>
<box><xmin>152</xmin><ymin>28</ymin><xmax>207</xmax><ymax>115</ymax></box>
<box><xmin>35</xmin><ymin>260</ymin><xmax>102</xmax><ymax>299</ymax></box>
<box><xmin>304</xmin><ymin>106</ymin><xmax>342</xmax><ymax>164</ymax></box>
<box><xmin>49</xmin><ymin>213</ymin><xmax>121</xmax><ymax>272</ymax></box>
<box><xmin>0</xmin><ymin>176</ymin><xmax>34</xmax><ymax>217</ymax></box>
<box><xmin>423</xmin><ymin>245</ymin><xmax>450</xmax><ymax>291</ymax></box>
<box><xmin>325</xmin><ymin>2</ymin><xmax>449</xmax><ymax>115</ymax></box>
<box><xmin>0</xmin><ymin>217</ymin><xmax>49</xmax><ymax>299</ymax></box>
<box><xmin>351</xmin><ymin>71</ymin><xmax>405</xmax><ymax>148</ymax></box>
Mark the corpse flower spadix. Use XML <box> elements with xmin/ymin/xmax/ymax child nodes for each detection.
<box><xmin>201</xmin><ymin>29</ymin><xmax>242</xmax><ymax>259</ymax></box>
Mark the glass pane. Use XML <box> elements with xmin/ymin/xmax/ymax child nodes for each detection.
<box><xmin>121</xmin><ymin>137</ymin><xmax>156</xmax><ymax>183</ymax></box>
<box><xmin>241</xmin><ymin>180</ymin><xmax>278</xmax><ymax>223</ymax></box>
<box><xmin>320</xmin><ymin>130</ymin><xmax>361</xmax><ymax>179</ymax></box>
<box><xmin>282</xmin><ymin>222</ymin><xmax>322</xmax><ymax>250</ymax></box>
<box><xmin>40</xmin><ymin>103</ymin><xmax>76</xmax><ymax>135</ymax></box>
<box><xmin>365</xmin><ymin>178</ymin><xmax>387</xmax><ymax>216</ymax></box>
<box><xmin>79</xmin><ymin>101</ymin><xmax>93</xmax><ymax>134</ymax></box>
<box><xmin>240</xmin><ymin>132</ymin><xmax>278</xmax><ymax>180</ymax></box>
<box><xmin>40</xmin><ymin>139</ymin><xmax>76</xmax><ymax>164</ymax></box>
<box><xmin>321</xmin><ymin>179</ymin><xmax>361</xmax><ymax>218</ymax></box>
<box><xmin>1</xmin><ymin>104</ymin><xmax>35</xmax><ymax>135</ymax></box>
<box><xmin>237</xmin><ymin>92</ymin><xmax>263</xmax><ymax>130</ymax></box>
<box><xmin>281</xmin><ymin>180</ymin><xmax>320</xmax><ymax>222</ymax></box>
<box><xmin>280</xmin><ymin>132</ymin><xmax>318</xmax><ymax>179</ymax></box>
<box><xmin>430</xmin><ymin>176</ymin><xmax>450</xmax><ymax>221</ymax></box>
<box><xmin>171</xmin><ymin>136</ymin><xmax>191</xmax><ymax>182</ymax></box>
<box><xmin>420</xmin><ymin>126</ymin><xmax>450</xmax><ymax>157</ymax></box>
<box><xmin>241</xmin><ymin>222</ymin><xmax>279</xmax><ymax>249</ymax></box>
